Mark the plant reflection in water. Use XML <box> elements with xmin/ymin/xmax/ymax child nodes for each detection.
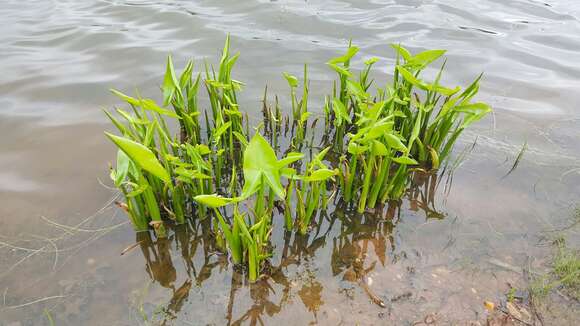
<box><xmin>130</xmin><ymin>170</ymin><xmax>448</xmax><ymax>325</ymax></box>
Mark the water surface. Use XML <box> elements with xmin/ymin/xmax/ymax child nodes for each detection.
<box><xmin>1</xmin><ymin>0</ymin><xmax>580</xmax><ymax>325</ymax></box>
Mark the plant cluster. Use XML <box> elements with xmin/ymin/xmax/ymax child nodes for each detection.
<box><xmin>105</xmin><ymin>36</ymin><xmax>490</xmax><ymax>280</ymax></box>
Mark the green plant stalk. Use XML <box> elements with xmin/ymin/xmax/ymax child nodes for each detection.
<box><xmin>344</xmin><ymin>155</ymin><xmax>358</xmax><ymax>202</ymax></box>
<box><xmin>254</xmin><ymin>178</ymin><xmax>266</xmax><ymax>219</ymax></box>
<box><xmin>139</xmin><ymin>175</ymin><xmax>166</xmax><ymax>237</ymax></box>
<box><xmin>296</xmin><ymin>186</ymin><xmax>306</xmax><ymax>232</ymax></box>
<box><xmin>358</xmin><ymin>151</ymin><xmax>376</xmax><ymax>213</ymax></box>
<box><xmin>284</xmin><ymin>180</ymin><xmax>294</xmax><ymax>230</ymax></box>
<box><xmin>122</xmin><ymin>188</ymin><xmax>149</xmax><ymax>231</ymax></box>
<box><xmin>301</xmin><ymin>64</ymin><xmax>309</xmax><ymax>116</ymax></box>
<box><xmin>171</xmin><ymin>184</ymin><xmax>186</xmax><ymax>224</ymax></box>
<box><xmin>235</xmin><ymin>213</ymin><xmax>260</xmax><ymax>281</ymax></box>
<box><xmin>368</xmin><ymin>155</ymin><xmax>391</xmax><ymax>208</ymax></box>
<box><xmin>320</xmin><ymin>181</ymin><xmax>328</xmax><ymax>209</ymax></box>
<box><xmin>304</xmin><ymin>181</ymin><xmax>321</xmax><ymax>231</ymax></box>
<box><xmin>214</xmin><ymin>208</ymin><xmax>242</xmax><ymax>264</ymax></box>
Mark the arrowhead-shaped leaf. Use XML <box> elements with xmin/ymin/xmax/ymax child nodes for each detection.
<box><xmin>105</xmin><ymin>132</ymin><xmax>170</xmax><ymax>183</ymax></box>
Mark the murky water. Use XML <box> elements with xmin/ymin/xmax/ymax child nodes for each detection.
<box><xmin>1</xmin><ymin>0</ymin><xmax>580</xmax><ymax>325</ymax></box>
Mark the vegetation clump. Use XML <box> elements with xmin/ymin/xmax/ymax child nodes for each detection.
<box><xmin>104</xmin><ymin>36</ymin><xmax>490</xmax><ymax>281</ymax></box>
<box><xmin>532</xmin><ymin>237</ymin><xmax>580</xmax><ymax>301</ymax></box>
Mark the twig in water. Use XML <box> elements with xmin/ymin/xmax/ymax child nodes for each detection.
<box><xmin>502</xmin><ymin>140</ymin><xmax>527</xmax><ymax>179</ymax></box>
<box><xmin>3</xmin><ymin>295</ymin><xmax>66</xmax><ymax>310</ymax></box>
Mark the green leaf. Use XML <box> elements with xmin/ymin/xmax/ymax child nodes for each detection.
<box><xmin>328</xmin><ymin>46</ymin><xmax>359</xmax><ymax>64</ymax></box>
<box><xmin>212</xmin><ymin>121</ymin><xmax>232</xmax><ymax>142</ymax></box>
<box><xmin>233</xmin><ymin>131</ymin><xmax>249</xmax><ymax>147</ymax></box>
<box><xmin>346</xmin><ymin>80</ymin><xmax>367</xmax><ymax>99</ymax></box>
<box><xmin>397</xmin><ymin>66</ymin><xmax>459</xmax><ymax>96</ymax></box>
<box><xmin>282</xmin><ymin>72</ymin><xmax>298</xmax><ymax>88</ymax></box>
<box><xmin>179</xmin><ymin>60</ymin><xmax>194</xmax><ymax>89</ymax></box>
<box><xmin>383</xmin><ymin>133</ymin><xmax>407</xmax><ymax>151</ymax></box>
<box><xmin>454</xmin><ymin>102</ymin><xmax>492</xmax><ymax>114</ymax></box>
<box><xmin>242</xmin><ymin>133</ymin><xmax>286</xmax><ymax>199</ymax></box>
<box><xmin>140</xmin><ymin>99</ymin><xmax>180</xmax><ymax>118</ymax></box>
<box><xmin>105</xmin><ymin>132</ymin><xmax>170</xmax><ymax>183</ymax></box>
<box><xmin>110</xmin><ymin>89</ymin><xmax>140</xmax><ymax>106</ymax></box>
<box><xmin>372</xmin><ymin>140</ymin><xmax>389</xmax><ymax>156</ymax></box>
<box><xmin>162</xmin><ymin>56</ymin><xmax>180</xmax><ymax>106</ymax></box>
<box><xmin>347</xmin><ymin>141</ymin><xmax>368</xmax><ymax>155</ymax></box>
<box><xmin>195</xmin><ymin>144</ymin><xmax>212</xmax><ymax>155</ymax></box>
<box><xmin>332</xmin><ymin>98</ymin><xmax>351</xmax><ymax>126</ymax></box>
<box><xmin>300</xmin><ymin>111</ymin><xmax>311</xmax><ymax>123</ymax></box>
<box><xmin>390</xmin><ymin>44</ymin><xmax>412</xmax><ymax>61</ymax></box>
<box><xmin>276</xmin><ymin>152</ymin><xmax>304</xmax><ymax>169</ymax></box>
<box><xmin>393</xmin><ymin>156</ymin><xmax>418</xmax><ymax>165</ymax></box>
<box><xmin>126</xmin><ymin>182</ymin><xmax>149</xmax><ymax>198</ymax></box>
<box><xmin>193</xmin><ymin>194</ymin><xmax>235</xmax><ymax>208</ymax></box>
<box><xmin>327</xmin><ymin>63</ymin><xmax>352</xmax><ymax>77</ymax></box>
<box><xmin>113</xmin><ymin>150</ymin><xmax>130</xmax><ymax>187</ymax></box>
<box><xmin>303</xmin><ymin>168</ymin><xmax>338</xmax><ymax>182</ymax></box>
<box><xmin>364</xmin><ymin>57</ymin><xmax>379</xmax><ymax>65</ymax></box>
<box><xmin>174</xmin><ymin>167</ymin><xmax>211</xmax><ymax>180</ymax></box>
<box><xmin>362</xmin><ymin>120</ymin><xmax>393</xmax><ymax>142</ymax></box>
<box><xmin>280</xmin><ymin>167</ymin><xmax>299</xmax><ymax>179</ymax></box>
<box><xmin>433</xmin><ymin>85</ymin><xmax>461</xmax><ymax>97</ymax></box>
<box><xmin>408</xmin><ymin>49</ymin><xmax>446</xmax><ymax>69</ymax></box>
<box><xmin>397</xmin><ymin>66</ymin><xmax>429</xmax><ymax>90</ymax></box>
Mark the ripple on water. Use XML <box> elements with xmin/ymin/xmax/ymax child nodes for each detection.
<box><xmin>1</xmin><ymin>0</ymin><xmax>580</xmax><ymax>325</ymax></box>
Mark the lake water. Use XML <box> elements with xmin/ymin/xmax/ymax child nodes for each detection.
<box><xmin>1</xmin><ymin>0</ymin><xmax>580</xmax><ymax>325</ymax></box>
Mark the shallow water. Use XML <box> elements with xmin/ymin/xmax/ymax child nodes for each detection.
<box><xmin>1</xmin><ymin>0</ymin><xmax>580</xmax><ymax>325</ymax></box>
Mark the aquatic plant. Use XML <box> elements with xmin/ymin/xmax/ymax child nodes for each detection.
<box><xmin>532</xmin><ymin>236</ymin><xmax>580</xmax><ymax>301</ymax></box>
<box><xmin>104</xmin><ymin>36</ymin><xmax>490</xmax><ymax>280</ymax></box>
<box><xmin>193</xmin><ymin>132</ymin><xmax>303</xmax><ymax>280</ymax></box>
<box><xmin>390</xmin><ymin>45</ymin><xmax>491</xmax><ymax>169</ymax></box>
<box><xmin>285</xmin><ymin>147</ymin><xmax>339</xmax><ymax>234</ymax></box>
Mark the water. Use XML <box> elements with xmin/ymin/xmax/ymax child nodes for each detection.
<box><xmin>1</xmin><ymin>0</ymin><xmax>580</xmax><ymax>324</ymax></box>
